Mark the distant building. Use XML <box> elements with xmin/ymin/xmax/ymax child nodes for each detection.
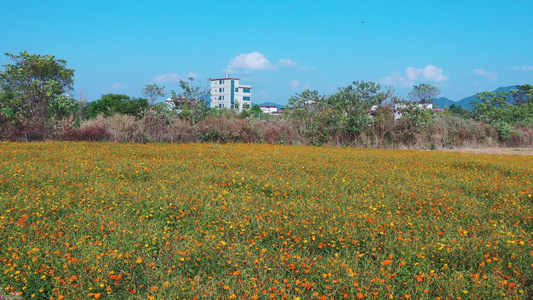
<box><xmin>369</xmin><ymin>101</ymin><xmax>441</xmax><ymax>119</ymax></box>
<box><xmin>165</xmin><ymin>97</ymin><xmax>194</xmax><ymax>111</ymax></box>
<box><xmin>260</xmin><ymin>105</ymin><xmax>279</xmax><ymax>115</ymax></box>
<box><xmin>210</xmin><ymin>74</ymin><xmax>252</xmax><ymax>112</ymax></box>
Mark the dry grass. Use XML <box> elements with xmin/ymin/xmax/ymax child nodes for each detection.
<box><xmin>440</xmin><ymin>147</ymin><xmax>533</xmax><ymax>155</ymax></box>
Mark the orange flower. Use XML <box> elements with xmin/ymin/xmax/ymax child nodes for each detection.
<box><xmin>381</xmin><ymin>259</ymin><xmax>393</xmax><ymax>266</ymax></box>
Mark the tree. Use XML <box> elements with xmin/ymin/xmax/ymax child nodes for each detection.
<box><xmin>447</xmin><ymin>103</ymin><xmax>470</xmax><ymax>116</ymax></box>
<box><xmin>470</xmin><ymin>91</ymin><xmax>509</xmax><ymax>117</ymax></box>
<box><xmin>249</xmin><ymin>104</ymin><xmax>263</xmax><ymax>119</ymax></box>
<box><xmin>510</xmin><ymin>84</ymin><xmax>533</xmax><ymax>106</ymax></box>
<box><xmin>287</xmin><ymin>89</ymin><xmax>327</xmax><ymax>143</ymax></box>
<box><xmin>408</xmin><ymin>84</ymin><xmax>440</xmax><ymax>103</ymax></box>
<box><xmin>288</xmin><ymin>89</ymin><xmax>323</xmax><ymax>122</ymax></box>
<box><xmin>142</xmin><ymin>84</ymin><xmax>166</xmax><ymax>105</ymax></box>
<box><xmin>328</xmin><ymin>81</ymin><xmax>388</xmax><ymax>137</ymax></box>
<box><xmin>169</xmin><ymin>77</ymin><xmax>210</xmax><ymax>124</ymax></box>
<box><xmin>0</xmin><ymin>51</ymin><xmax>74</xmax><ymax>123</ymax></box>
<box><xmin>88</xmin><ymin>94</ymin><xmax>148</xmax><ymax>118</ymax></box>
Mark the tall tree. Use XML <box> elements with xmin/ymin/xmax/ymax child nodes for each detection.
<box><xmin>328</xmin><ymin>81</ymin><xmax>388</xmax><ymax>137</ymax></box>
<box><xmin>510</xmin><ymin>84</ymin><xmax>533</xmax><ymax>106</ymax></box>
<box><xmin>170</xmin><ymin>77</ymin><xmax>210</xmax><ymax>124</ymax></box>
<box><xmin>408</xmin><ymin>84</ymin><xmax>440</xmax><ymax>103</ymax></box>
<box><xmin>470</xmin><ymin>91</ymin><xmax>509</xmax><ymax>116</ymax></box>
<box><xmin>142</xmin><ymin>84</ymin><xmax>166</xmax><ymax>105</ymax></box>
<box><xmin>0</xmin><ymin>51</ymin><xmax>74</xmax><ymax>122</ymax></box>
<box><xmin>287</xmin><ymin>89</ymin><xmax>326</xmax><ymax>143</ymax></box>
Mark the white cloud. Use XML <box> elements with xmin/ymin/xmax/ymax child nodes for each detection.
<box><xmin>278</xmin><ymin>59</ymin><xmax>298</xmax><ymax>67</ymax></box>
<box><xmin>381</xmin><ymin>71</ymin><xmax>412</xmax><ymax>87</ymax></box>
<box><xmin>380</xmin><ymin>65</ymin><xmax>448</xmax><ymax>87</ymax></box>
<box><xmin>513</xmin><ymin>66</ymin><xmax>533</xmax><ymax>71</ymax></box>
<box><xmin>421</xmin><ymin>65</ymin><xmax>447</xmax><ymax>82</ymax></box>
<box><xmin>406</xmin><ymin>67</ymin><xmax>422</xmax><ymax>81</ymax></box>
<box><xmin>152</xmin><ymin>73</ymin><xmax>184</xmax><ymax>83</ymax></box>
<box><xmin>290</xmin><ymin>80</ymin><xmax>300</xmax><ymax>89</ymax></box>
<box><xmin>225</xmin><ymin>52</ymin><xmax>275</xmax><ymax>73</ymax></box>
<box><xmin>474</xmin><ymin>68</ymin><xmax>497</xmax><ymax>82</ymax></box>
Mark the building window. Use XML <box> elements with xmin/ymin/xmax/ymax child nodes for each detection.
<box><xmin>243</xmin><ymin>96</ymin><xmax>251</xmax><ymax>101</ymax></box>
<box><xmin>235</xmin><ymin>88</ymin><xmax>238</xmax><ymax>92</ymax></box>
<box><xmin>218</xmin><ymin>96</ymin><xmax>222</xmax><ymax>100</ymax></box>
<box><xmin>219</xmin><ymin>80</ymin><xmax>223</xmax><ymax>84</ymax></box>
<box><xmin>243</xmin><ymin>88</ymin><xmax>251</xmax><ymax>93</ymax></box>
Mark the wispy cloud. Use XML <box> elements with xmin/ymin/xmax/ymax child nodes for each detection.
<box><xmin>299</xmin><ymin>66</ymin><xmax>316</xmax><ymax>71</ymax></box>
<box><xmin>257</xmin><ymin>91</ymin><xmax>268</xmax><ymax>99</ymax></box>
<box><xmin>289</xmin><ymin>80</ymin><xmax>311</xmax><ymax>90</ymax></box>
<box><xmin>290</xmin><ymin>80</ymin><xmax>300</xmax><ymax>89</ymax></box>
<box><xmin>474</xmin><ymin>68</ymin><xmax>497</xmax><ymax>82</ymax></box>
<box><xmin>152</xmin><ymin>73</ymin><xmax>184</xmax><ymax>84</ymax></box>
<box><xmin>186</xmin><ymin>72</ymin><xmax>199</xmax><ymax>79</ymax></box>
<box><xmin>278</xmin><ymin>59</ymin><xmax>298</xmax><ymax>67</ymax></box>
<box><xmin>513</xmin><ymin>66</ymin><xmax>533</xmax><ymax>71</ymax></box>
<box><xmin>380</xmin><ymin>65</ymin><xmax>448</xmax><ymax>87</ymax></box>
<box><xmin>381</xmin><ymin>71</ymin><xmax>412</xmax><ymax>87</ymax></box>
<box><xmin>225</xmin><ymin>52</ymin><xmax>276</xmax><ymax>73</ymax></box>
<box><xmin>108</xmin><ymin>82</ymin><xmax>123</xmax><ymax>90</ymax></box>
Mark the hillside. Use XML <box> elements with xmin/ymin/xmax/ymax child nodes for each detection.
<box><xmin>434</xmin><ymin>85</ymin><xmax>518</xmax><ymax>109</ymax></box>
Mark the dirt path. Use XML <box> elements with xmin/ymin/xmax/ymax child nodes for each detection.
<box><xmin>440</xmin><ymin>147</ymin><xmax>533</xmax><ymax>155</ymax></box>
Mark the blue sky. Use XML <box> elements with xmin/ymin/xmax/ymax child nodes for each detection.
<box><xmin>1</xmin><ymin>0</ymin><xmax>533</xmax><ymax>104</ymax></box>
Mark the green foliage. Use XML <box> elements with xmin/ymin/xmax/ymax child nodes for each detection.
<box><xmin>169</xmin><ymin>77</ymin><xmax>210</xmax><ymax>124</ymax></box>
<box><xmin>328</xmin><ymin>81</ymin><xmax>388</xmax><ymax>137</ymax></box>
<box><xmin>88</xmin><ymin>94</ymin><xmax>148</xmax><ymax>118</ymax></box>
<box><xmin>0</xmin><ymin>51</ymin><xmax>74</xmax><ymax>124</ymax></box>
<box><xmin>447</xmin><ymin>103</ymin><xmax>471</xmax><ymax>117</ymax></box>
<box><xmin>287</xmin><ymin>89</ymin><xmax>328</xmax><ymax>143</ymax></box>
<box><xmin>470</xmin><ymin>90</ymin><xmax>533</xmax><ymax>139</ymax></box>
<box><xmin>396</xmin><ymin>101</ymin><xmax>434</xmax><ymax>127</ymax></box>
<box><xmin>48</xmin><ymin>95</ymin><xmax>79</xmax><ymax>120</ymax></box>
<box><xmin>248</xmin><ymin>104</ymin><xmax>264</xmax><ymax>120</ymax></box>
<box><xmin>510</xmin><ymin>84</ymin><xmax>533</xmax><ymax>106</ymax></box>
<box><xmin>471</xmin><ymin>91</ymin><xmax>509</xmax><ymax>117</ymax></box>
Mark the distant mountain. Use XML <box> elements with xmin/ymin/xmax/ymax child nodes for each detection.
<box><xmin>256</xmin><ymin>102</ymin><xmax>284</xmax><ymax>107</ymax></box>
<box><xmin>433</xmin><ymin>85</ymin><xmax>517</xmax><ymax>110</ymax></box>
<box><xmin>433</xmin><ymin>97</ymin><xmax>455</xmax><ymax>109</ymax></box>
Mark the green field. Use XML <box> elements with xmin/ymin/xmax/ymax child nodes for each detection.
<box><xmin>1</xmin><ymin>142</ymin><xmax>532</xmax><ymax>299</ymax></box>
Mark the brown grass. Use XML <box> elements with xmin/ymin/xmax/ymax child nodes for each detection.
<box><xmin>439</xmin><ymin>147</ymin><xmax>533</xmax><ymax>155</ymax></box>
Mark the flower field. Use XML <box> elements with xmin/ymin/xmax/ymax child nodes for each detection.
<box><xmin>1</xmin><ymin>142</ymin><xmax>532</xmax><ymax>299</ymax></box>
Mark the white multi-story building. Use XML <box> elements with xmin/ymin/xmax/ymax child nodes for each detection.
<box><xmin>210</xmin><ymin>75</ymin><xmax>252</xmax><ymax>112</ymax></box>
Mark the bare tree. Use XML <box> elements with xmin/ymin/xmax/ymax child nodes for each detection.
<box><xmin>142</xmin><ymin>84</ymin><xmax>167</xmax><ymax>105</ymax></box>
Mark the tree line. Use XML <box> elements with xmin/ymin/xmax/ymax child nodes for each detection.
<box><xmin>1</xmin><ymin>51</ymin><xmax>532</xmax><ymax>147</ymax></box>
